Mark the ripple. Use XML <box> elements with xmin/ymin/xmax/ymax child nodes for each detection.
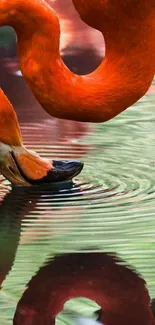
<box><xmin>1</xmin><ymin>88</ymin><xmax>155</xmax><ymax>323</ymax></box>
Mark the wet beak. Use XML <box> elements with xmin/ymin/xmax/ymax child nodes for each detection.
<box><xmin>0</xmin><ymin>143</ymin><xmax>83</xmax><ymax>186</ymax></box>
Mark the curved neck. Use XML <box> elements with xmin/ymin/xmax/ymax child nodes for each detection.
<box><xmin>0</xmin><ymin>88</ymin><xmax>22</xmax><ymax>146</ymax></box>
<box><xmin>1</xmin><ymin>0</ymin><xmax>155</xmax><ymax>122</ymax></box>
<box><xmin>1</xmin><ymin>0</ymin><xmax>60</xmax><ymax>51</ymax></box>
<box><xmin>14</xmin><ymin>253</ymin><xmax>155</xmax><ymax>325</ymax></box>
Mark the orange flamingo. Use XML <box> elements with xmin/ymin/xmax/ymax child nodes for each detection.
<box><xmin>13</xmin><ymin>252</ymin><xmax>155</xmax><ymax>325</ymax></box>
<box><xmin>0</xmin><ymin>0</ymin><xmax>155</xmax><ymax>184</ymax></box>
<box><xmin>1</xmin><ymin>0</ymin><xmax>155</xmax><ymax>123</ymax></box>
<box><xmin>0</xmin><ymin>89</ymin><xmax>83</xmax><ymax>185</ymax></box>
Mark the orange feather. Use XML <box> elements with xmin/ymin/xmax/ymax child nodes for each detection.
<box><xmin>1</xmin><ymin>0</ymin><xmax>155</xmax><ymax>123</ymax></box>
<box><xmin>0</xmin><ymin>88</ymin><xmax>22</xmax><ymax>146</ymax></box>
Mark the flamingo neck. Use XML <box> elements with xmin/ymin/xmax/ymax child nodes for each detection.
<box><xmin>1</xmin><ymin>0</ymin><xmax>60</xmax><ymax>49</ymax></box>
<box><xmin>1</xmin><ymin>0</ymin><xmax>155</xmax><ymax>122</ymax></box>
<box><xmin>0</xmin><ymin>88</ymin><xmax>22</xmax><ymax>146</ymax></box>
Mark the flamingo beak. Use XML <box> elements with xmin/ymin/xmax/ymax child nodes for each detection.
<box><xmin>0</xmin><ymin>143</ymin><xmax>83</xmax><ymax>186</ymax></box>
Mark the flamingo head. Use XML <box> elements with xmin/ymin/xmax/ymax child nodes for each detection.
<box><xmin>0</xmin><ymin>89</ymin><xmax>83</xmax><ymax>186</ymax></box>
<box><xmin>0</xmin><ymin>143</ymin><xmax>83</xmax><ymax>186</ymax></box>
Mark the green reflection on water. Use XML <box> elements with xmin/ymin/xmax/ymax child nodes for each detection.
<box><xmin>0</xmin><ymin>90</ymin><xmax>155</xmax><ymax>323</ymax></box>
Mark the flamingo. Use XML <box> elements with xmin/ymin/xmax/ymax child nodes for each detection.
<box><xmin>1</xmin><ymin>0</ymin><xmax>155</xmax><ymax>123</ymax></box>
<box><xmin>13</xmin><ymin>252</ymin><xmax>155</xmax><ymax>325</ymax></box>
<box><xmin>0</xmin><ymin>0</ymin><xmax>155</xmax><ymax>183</ymax></box>
<box><xmin>0</xmin><ymin>88</ymin><xmax>83</xmax><ymax>185</ymax></box>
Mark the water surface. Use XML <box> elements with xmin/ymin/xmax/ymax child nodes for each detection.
<box><xmin>0</xmin><ymin>86</ymin><xmax>155</xmax><ymax>323</ymax></box>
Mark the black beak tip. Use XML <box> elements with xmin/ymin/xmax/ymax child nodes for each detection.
<box><xmin>25</xmin><ymin>160</ymin><xmax>84</xmax><ymax>186</ymax></box>
<box><xmin>52</xmin><ymin>159</ymin><xmax>84</xmax><ymax>177</ymax></box>
<box><xmin>37</xmin><ymin>159</ymin><xmax>84</xmax><ymax>184</ymax></box>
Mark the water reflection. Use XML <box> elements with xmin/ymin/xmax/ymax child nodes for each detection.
<box><xmin>13</xmin><ymin>252</ymin><xmax>154</xmax><ymax>325</ymax></box>
<box><xmin>0</xmin><ymin>189</ymin><xmax>22</xmax><ymax>290</ymax></box>
<box><xmin>0</xmin><ymin>181</ymin><xmax>85</xmax><ymax>245</ymax></box>
<box><xmin>1</xmin><ymin>92</ymin><xmax>155</xmax><ymax>323</ymax></box>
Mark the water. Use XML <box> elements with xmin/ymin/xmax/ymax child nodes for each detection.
<box><xmin>0</xmin><ymin>87</ymin><xmax>155</xmax><ymax>323</ymax></box>
<box><xmin>1</xmin><ymin>1</ymin><xmax>155</xmax><ymax>323</ymax></box>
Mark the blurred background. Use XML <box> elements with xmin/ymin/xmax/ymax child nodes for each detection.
<box><xmin>1</xmin><ymin>1</ymin><xmax>155</xmax><ymax>324</ymax></box>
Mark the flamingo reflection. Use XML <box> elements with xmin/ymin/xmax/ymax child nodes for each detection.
<box><xmin>13</xmin><ymin>252</ymin><xmax>155</xmax><ymax>325</ymax></box>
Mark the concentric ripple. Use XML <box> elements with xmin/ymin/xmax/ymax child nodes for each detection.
<box><xmin>1</xmin><ymin>91</ymin><xmax>155</xmax><ymax>322</ymax></box>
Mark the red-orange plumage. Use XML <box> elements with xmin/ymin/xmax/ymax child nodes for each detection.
<box><xmin>0</xmin><ymin>87</ymin><xmax>82</xmax><ymax>185</ymax></box>
<box><xmin>0</xmin><ymin>88</ymin><xmax>22</xmax><ymax>146</ymax></box>
<box><xmin>1</xmin><ymin>0</ymin><xmax>155</xmax><ymax>124</ymax></box>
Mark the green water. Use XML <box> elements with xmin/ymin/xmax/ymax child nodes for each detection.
<box><xmin>0</xmin><ymin>87</ymin><xmax>155</xmax><ymax>323</ymax></box>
